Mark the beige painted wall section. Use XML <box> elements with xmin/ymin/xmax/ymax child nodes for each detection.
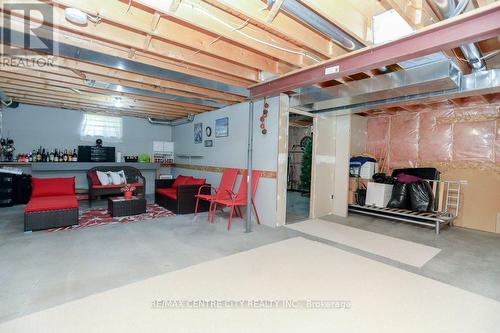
<box><xmin>333</xmin><ymin>114</ymin><xmax>351</xmax><ymax>218</ymax></box>
<box><xmin>276</xmin><ymin>94</ymin><xmax>290</xmax><ymax>227</ymax></box>
<box><xmin>350</xmin><ymin>115</ymin><xmax>368</xmax><ymax>155</ymax></box>
<box><xmin>310</xmin><ymin>114</ymin><xmax>336</xmax><ymax>218</ymax></box>
<box><xmin>442</xmin><ymin>169</ymin><xmax>500</xmax><ymax>233</ymax></box>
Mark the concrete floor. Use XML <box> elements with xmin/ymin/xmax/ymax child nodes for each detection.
<box><xmin>1</xmin><ymin>197</ymin><xmax>500</xmax><ymax>324</ymax></box>
<box><xmin>286</xmin><ymin>191</ymin><xmax>310</xmax><ymax>224</ymax></box>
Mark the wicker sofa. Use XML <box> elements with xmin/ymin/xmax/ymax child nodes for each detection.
<box><xmin>155</xmin><ymin>176</ymin><xmax>210</xmax><ymax>214</ymax></box>
<box><xmin>24</xmin><ymin>177</ymin><xmax>79</xmax><ymax>232</ymax></box>
<box><xmin>87</xmin><ymin>166</ymin><xmax>145</xmax><ymax>207</ymax></box>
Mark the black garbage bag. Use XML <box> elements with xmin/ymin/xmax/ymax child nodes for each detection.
<box><xmin>372</xmin><ymin>173</ymin><xmax>396</xmax><ymax>184</ymax></box>
<box><xmin>355</xmin><ymin>188</ymin><xmax>366</xmax><ymax>206</ymax></box>
<box><xmin>408</xmin><ymin>181</ymin><xmax>434</xmax><ymax>212</ymax></box>
<box><xmin>387</xmin><ymin>182</ymin><xmax>410</xmax><ymax>209</ymax></box>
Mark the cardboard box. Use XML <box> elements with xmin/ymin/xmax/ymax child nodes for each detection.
<box><xmin>349</xmin><ymin>177</ymin><xmax>369</xmax><ymax>191</ymax></box>
<box><xmin>360</xmin><ymin>162</ymin><xmax>378</xmax><ymax>179</ymax></box>
<box><xmin>366</xmin><ymin>182</ymin><xmax>393</xmax><ymax>208</ymax></box>
<box><xmin>348</xmin><ymin>190</ymin><xmax>356</xmax><ymax>205</ymax></box>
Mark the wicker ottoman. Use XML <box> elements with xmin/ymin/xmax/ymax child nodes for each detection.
<box><xmin>24</xmin><ymin>208</ymin><xmax>78</xmax><ymax>232</ymax></box>
<box><xmin>108</xmin><ymin>196</ymin><xmax>146</xmax><ymax>217</ymax></box>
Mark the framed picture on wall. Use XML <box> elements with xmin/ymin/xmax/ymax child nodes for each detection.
<box><xmin>194</xmin><ymin>123</ymin><xmax>203</xmax><ymax>143</ymax></box>
<box><xmin>215</xmin><ymin>117</ymin><xmax>229</xmax><ymax>138</ymax></box>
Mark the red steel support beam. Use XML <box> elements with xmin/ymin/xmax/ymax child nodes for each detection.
<box><xmin>249</xmin><ymin>2</ymin><xmax>500</xmax><ymax>99</ymax></box>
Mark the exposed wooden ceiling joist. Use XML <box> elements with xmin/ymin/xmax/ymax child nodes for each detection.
<box><xmin>133</xmin><ymin>0</ymin><xmax>319</xmax><ymax>66</ymax></box>
<box><xmin>0</xmin><ymin>63</ymin><xmax>244</xmax><ymax>104</ymax></box>
<box><xmin>0</xmin><ymin>71</ymin><xmax>214</xmax><ymax>111</ymax></box>
<box><xmin>201</xmin><ymin>0</ymin><xmax>343</xmax><ymax>59</ymax></box>
<box><xmin>0</xmin><ymin>0</ymin><xmax>497</xmax><ymax>120</ymax></box>
<box><xmin>1</xmin><ymin>9</ymin><xmax>259</xmax><ymax>84</ymax></box>
<box><xmin>49</xmin><ymin>0</ymin><xmax>293</xmax><ymax>75</ymax></box>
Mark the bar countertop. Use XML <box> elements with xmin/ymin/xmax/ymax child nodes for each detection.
<box><xmin>0</xmin><ymin>162</ymin><xmax>161</xmax><ymax>171</ymax></box>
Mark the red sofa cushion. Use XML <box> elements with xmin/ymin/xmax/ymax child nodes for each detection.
<box><xmin>156</xmin><ymin>188</ymin><xmax>177</xmax><ymax>200</ymax></box>
<box><xmin>31</xmin><ymin>177</ymin><xmax>75</xmax><ymax>198</ymax></box>
<box><xmin>25</xmin><ymin>195</ymin><xmax>78</xmax><ymax>213</ymax></box>
<box><xmin>92</xmin><ymin>182</ymin><xmax>143</xmax><ymax>189</ymax></box>
<box><xmin>187</xmin><ymin>177</ymin><xmax>206</xmax><ymax>186</ymax></box>
<box><xmin>88</xmin><ymin>171</ymin><xmax>100</xmax><ymax>185</ymax></box>
<box><xmin>172</xmin><ymin>175</ymin><xmax>193</xmax><ymax>188</ymax></box>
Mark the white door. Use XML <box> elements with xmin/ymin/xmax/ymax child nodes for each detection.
<box><xmin>310</xmin><ymin>114</ymin><xmax>336</xmax><ymax>218</ymax></box>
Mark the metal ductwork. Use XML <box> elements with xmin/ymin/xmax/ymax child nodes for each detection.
<box><xmin>312</xmin><ymin>68</ymin><xmax>499</xmax><ymax>114</ymax></box>
<box><xmin>267</xmin><ymin>0</ymin><xmax>364</xmax><ymax>51</ymax></box>
<box><xmin>429</xmin><ymin>0</ymin><xmax>486</xmax><ymax>72</ymax></box>
<box><xmin>292</xmin><ymin>60</ymin><xmax>461</xmax><ymax>109</ymax></box>
<box><xmin>3</xmin><ymin>27</ymin><xmax>248</xmax><ymax>98</ymax></box>
<box><xmin>148</xmin><ymin>114</ymin><xmax>195</xmax><ymax>126</ymax></box>
<box><xmin>84</xmin><ymin>80</ymin><xmax>225</xmax><ymax>109</ymax></box>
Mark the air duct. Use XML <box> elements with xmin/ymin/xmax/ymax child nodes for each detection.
<box><xmin>148</xmin><ymin>114</ymin><xmax>195</xmax><ymax>126</ymax></box>
<box><xmin>292</xmin><ymin>60</ymin><xmax>461</xmax><ymax>109</ymax></box>
<box><xmin>429</xmin><ymin>0</ymin><xmax>486</xmax><ymax>72</ymax></box>
<box><xmin>312</xmin><ymin>68</ymin><xmax>499</xmax><ymax>114</ymax></box>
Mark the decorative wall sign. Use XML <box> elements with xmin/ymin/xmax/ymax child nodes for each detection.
<box><xmin>205</xmin><ymin>126</ymin><xmax>212</xmax><ymax>137</ymax></box>
<box><xmin>194</xmin><ymin>123</ymin><xmax>203</xmax><ymax>143</ymax></box>
<box><xmin>204</xmin><ymin>140</ymin><xmax>213</xmax><ymax>147</ymax></box>
<box><xmin>215</xmin><ymin>117</ymin><xmax>229</xmax><ymax>137</ymax></box>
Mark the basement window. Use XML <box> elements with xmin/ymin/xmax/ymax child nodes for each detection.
<box><xmin>81</xmin><ymin>114</ymin><xmax>123</xmax><ymax>142</ymax></box>
<box><xmin>372</xmin><ymin>9</ymin><xmax>414</xmax><ymax>45</ymax></box>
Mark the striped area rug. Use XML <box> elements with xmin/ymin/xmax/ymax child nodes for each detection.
<box><xmin>48</xmin><ymin>204</ymin><xmax>175</xmax><ymax>232</ymax></box>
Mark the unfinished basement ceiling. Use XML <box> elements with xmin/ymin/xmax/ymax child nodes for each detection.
<box><xmin>0</xmin><ymin>0</ymin><xmax>499</xmax><ymax>119</ymax></box>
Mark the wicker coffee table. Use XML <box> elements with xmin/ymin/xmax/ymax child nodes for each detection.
<box><xmin>108</xmin><ymin>196</ymin><xmax>147</xmax><ymax>217</ymax></box>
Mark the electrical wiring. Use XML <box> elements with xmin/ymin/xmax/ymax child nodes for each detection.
<box><xmin>183</xmin><ymin>0</ymin><xmax>321</xmax><ymax>63</ymax></box>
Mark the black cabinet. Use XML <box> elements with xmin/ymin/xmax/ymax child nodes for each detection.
<box><xmin>0</xmin><ymin>172</ymin><xmax>32</xmax><ymax>207</ymax></box>
<box><xmin>0</xmin><ymin>173</ymin><xmax>14</xmax><ymax>207</ymax></box>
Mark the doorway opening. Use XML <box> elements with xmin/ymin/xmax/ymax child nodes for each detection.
<box><xmin>286</xmin><ymin>113</ymin><xmax>313</xmax><ymax>224</ymax></box>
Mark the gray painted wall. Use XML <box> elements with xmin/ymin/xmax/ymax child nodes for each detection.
<box><xmin>1</xmin><ymin>104</ymin><xmax>172</xmax><ymax>193</ymax></box>
<box><xmin>172</xmin><ymin>97</ymin><xmax>279</xmax><ymax>227</ymax></box>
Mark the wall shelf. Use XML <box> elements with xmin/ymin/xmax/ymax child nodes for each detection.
<box><xmin>176</xmin><ymin>154</ymin><xmax>204</xmax><ymax>164</ymax></box>
<box><xmin>30</xmin><ymin>162</ymin><xmax>161</xmax><ymax>172</ymax></box>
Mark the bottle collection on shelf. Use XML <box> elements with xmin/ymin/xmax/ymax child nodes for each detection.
<box><xmin>16</xmin><ymin>147</ymin><xmax>78</xmax><ymax>163</ymax></box>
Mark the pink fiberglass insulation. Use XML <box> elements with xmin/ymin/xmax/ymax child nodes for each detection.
<box><xmin>418</xmin><ymin>109</ymin><xmax>453</xmax><ymax>162</ymax></box>
<box><xmin>366</xmin><ymin>105</ymin><xmax>499</xmax><ymax>168</ymax></box>
<box><xmin>367</xmin><ymin>116</ymin><xmax>389</xmax><ymax>156</ymax></box>
<box><xmin>452</xmin><ymin>106</ymin><xmax>497</xmax><ymax>162</ymax></box>
<box><xmin>389</xmin><ymin>113</ymin><xmax>419</xmax><ymax>168</ymax></box>
<box><xmin>453</xmin><ymin>120</ymin><xmax>496</xmax><ymax>162</ymax></box>
<box><xmin>495</xmin><ymin>119</ymin><xmax>500</xmax><ymax>163</ymax></box>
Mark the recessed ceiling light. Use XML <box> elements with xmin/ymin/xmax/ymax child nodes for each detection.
<box><xmin>64</xmin><ymin>8</ymin><xmax>88</xmax><ymax>25</ymax></box>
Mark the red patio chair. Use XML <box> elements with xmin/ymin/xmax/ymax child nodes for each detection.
<box><xmin>210</xmin><ymin>170</ymin><xmax>262</xmax><ymax>230</ymax></box>
<box><xmin>194</xmin><ymin>168</ymin><xmax>239</xmax><ymax>216</ymax></box>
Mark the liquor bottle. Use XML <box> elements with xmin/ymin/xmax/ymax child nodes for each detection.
<box><xmin>49</xmin><ymin>150</ymin><xmax>54</xmax><ymax>162</ymax></box>
<box><xmin>36</xmin><ymin>147</ymin><xmax>42</xmax><ymax>162</ymax></box>
<box><xmin>72</xmin><ymin>149</ymin><xmax>78</xmax><ymax>162</ymax></box>
<box><xmin>54</xmin><ymin>149</ymin><xmax>59</xmax><ymax>162</ymax></box>
<box><xmin>59</xmin><ymin>150</ymin><xmax>64</xmax><ymax>162</ymax></box>
<box><xmin>63</xmin><ymin>149</ymin><xmax>68</xmax><ymax>162</ymax></box>
<box><xmin>28</xmin><ymin>152</ymin><xmax>32</xmax><ymax>163</ymax></box>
